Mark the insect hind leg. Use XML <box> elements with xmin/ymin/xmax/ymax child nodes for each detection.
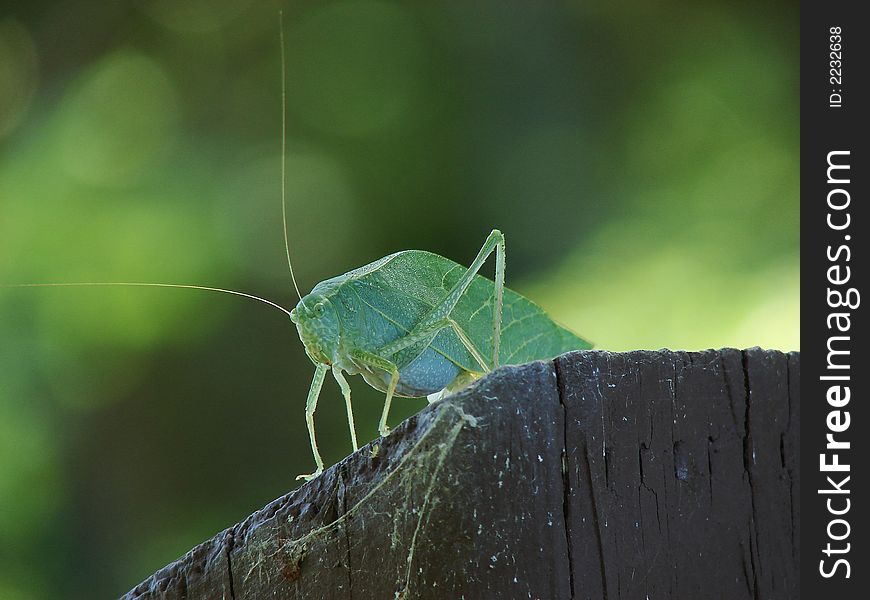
<box><xmin>491</xmin><ymin>231</ymin><xmax>505</xmax><ymax>368</ymax></box>
<box><xmin>410</xmin><ymin>229</ymin><xmax>506</xmax><ymax>369</ymax></box>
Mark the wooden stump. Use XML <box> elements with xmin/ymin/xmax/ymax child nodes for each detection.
<box><xmin>122</xmin><ymin>349</ymin><xmax>799</xmax><ymax>600</ymax></box>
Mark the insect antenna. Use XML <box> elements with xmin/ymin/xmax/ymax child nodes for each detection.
<box><xmin>1</xmin><ymin>282</ymin><xmax>295</xmax><ymax>319</ymax></box>
<box><xmin>279</xmin><ymin>10</ymin><xmax>304</xmax><ymax>304</ymax></box>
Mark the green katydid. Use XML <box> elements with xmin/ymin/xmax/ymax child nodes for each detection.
<box><xmin>2</xmin><ymin>16</ymin><xmax>592</xmax><ymax>483</ymax></box>
<box><xmin>288</xmin><ymin>230</ymin><xmax>592</xmax><ymax>480</ymax></box>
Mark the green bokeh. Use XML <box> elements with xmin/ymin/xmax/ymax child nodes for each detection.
<box><xmin>0</xmin><ymin>1</ymin><xmax>797</xmax><ymax>597</ymax></box>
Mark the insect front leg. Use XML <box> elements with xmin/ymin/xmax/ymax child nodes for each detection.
<box><xmin>332</xmin><ymin>367</ymin><xmax>359</xmax><ymax>451</ymax></box>
<box><xmin>296</xmin><ymin>362</ymin><xmax>328</xmax><ymax>481</ymax></box>
<box><xmin>350</xmin><ymin>350</ymin><xmax>399</xmax><ymax>437</ymax></box>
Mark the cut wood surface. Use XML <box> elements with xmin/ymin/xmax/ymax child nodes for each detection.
<box><xmin>122</xmin><ymin>349</ymin><xmax>799</xmax><ymax>600</ymax></box>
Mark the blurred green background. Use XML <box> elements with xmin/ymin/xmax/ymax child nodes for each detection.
<box><xmin>0</xmin><ymin>0</ymin><xmax>797</xmax><ymax>597</ymax></box>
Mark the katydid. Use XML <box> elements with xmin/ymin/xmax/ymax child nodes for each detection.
<box><xmin>289</xmin><ymin>229</ymin><xmax>592</xmax><ymax>480</ymax></box>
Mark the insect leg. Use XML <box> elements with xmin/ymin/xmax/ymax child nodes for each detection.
<box><xmin>378</xmin><ymin>316</ymin><xmax>489</xmax><ymax>373</ymax></box>
<box><xmin>492</xmin><ymin>231</ymin><xmax>505</xmax><ymax>368</ymax></box>
<box><xmin>448</xmin><ymin>318</ymin><xmax>490</xmax><ymax>372</ymax></box>
<box><xmin>350</xmin><ymin>349</ymin><xmax>399</xmax><ymax>436</ymax></box>
<box><xmin>296</xmin><ymin>362</ymin><xmax>328</xmax><ymax>481</ymax></box>
<box><xmin>380</xmin><ymin>373</ymin><xmax>399</xmax><ymax>437</ymax></box>
<box><xmin>332</xmin><ymin>367</ymin><xmax>359</xmax><ymax>451</ymax></box>
<box><xmin>411</xmin><ymin>229</ymin><xmax>506</xmax><ymax>369</ymax></box>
